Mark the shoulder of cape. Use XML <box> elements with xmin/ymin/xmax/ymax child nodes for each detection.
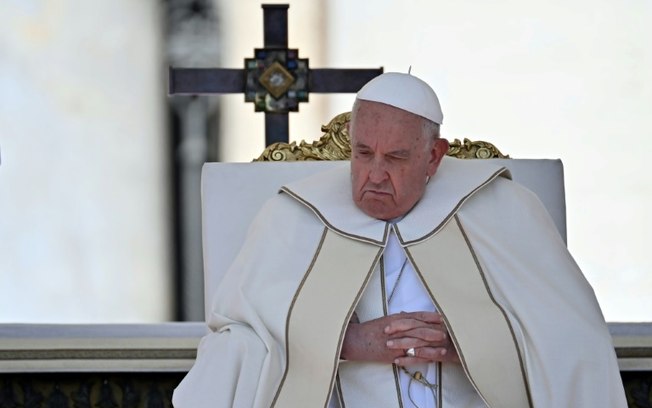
<box><xmin>279</xmin><ymin>157</ymin><xmax>511</xmax><ymax>246</ymax></box>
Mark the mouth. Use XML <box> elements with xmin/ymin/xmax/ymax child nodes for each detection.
<box><xmin>363</xmin><ymin>189</ymin><xmax>392</xmax><ymax>198</ymax></box>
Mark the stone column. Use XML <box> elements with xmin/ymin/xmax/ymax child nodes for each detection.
<box><xmin>0</xmin><ymin>1</ymin><xmax>171</xmax><ymax>322</ymax></box>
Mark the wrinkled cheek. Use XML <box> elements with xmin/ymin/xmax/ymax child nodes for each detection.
<box><xmin>352</xmin><ymin>191</ymin><xmax>364</xmax><ymax>206</ymax></box>
<box><xmin>350</xmin><ymin>174</ymin><xmax>365</xmax><ymax>201</ymax></box>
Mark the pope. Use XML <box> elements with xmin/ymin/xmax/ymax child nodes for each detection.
<box><xmin>173</xmin><ymin>72</ymin><xmax>626</xmax><ymax>407</ymax></box>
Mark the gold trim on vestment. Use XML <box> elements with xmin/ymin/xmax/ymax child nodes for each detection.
<box><xmin>280</xmin><ymin>187</ymin><xmax>389</xmax><ymax>247</ymax></box>
<box><xmin>455</xmin><ymin>216</ymin><xmax>534</xmax><ymax>407</ymax></box>
<box><xmin>395</xmin><ymin>167</ymin><xmax>508</xmax><ymax>246</ymax></box>
<box><xmin>337</xmin><ymin>250</ymin><xmax>404</xmax><ymax>407</ymax></box>
<box><xmin>404</xmin><ymin>217</ymin><xmax>532</xmax><ymax>408</ymax></box>
<box><xmin>335</xmin><ymin>374</ymin><xmax>345</xmax><ymax>408</ymax></box>
<box><xmin>272</xmin><ymin>227</ymin><xmax>328</xmax><ymax>407</ymax></box>
<box><xmin>272</xmin><ymin>229</ymin><xmax>382</xmax><ymax>407</ymax></box>
<box><xmin>437</xmin><ymin>363</ymin><xmax>442</xmax><ymax>407</ymax></box>
<box><xmin>381</xmin><ymin>258</ymin><xmax>405</xmax><ymax>408</ymax></box>
<box><xmin>392</xmin><ymin>364</ymin><xmax>405</xmax><ymax>408</ymax></box>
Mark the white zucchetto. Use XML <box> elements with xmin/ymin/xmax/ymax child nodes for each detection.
<box><xmin>356</xmin><ymin>72</ymin><xmax>443</xmax><ymax>125</ymax></box>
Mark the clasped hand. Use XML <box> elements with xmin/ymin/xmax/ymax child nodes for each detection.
<box><xmin>341</xmin><ymin>311</ymin><xmax>459</xmax><ymax>366</ymax></box>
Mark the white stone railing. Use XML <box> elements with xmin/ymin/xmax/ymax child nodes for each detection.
<box><xmin>0</xmin><ymin>322</ymin><xmax>649</xmax><ymax>407</ymax></box>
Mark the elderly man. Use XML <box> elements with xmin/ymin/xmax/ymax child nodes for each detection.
<box><xmin>173</xmin><ymin>73</ymin><xmax>626</xmax><ymax>407</ymax></box>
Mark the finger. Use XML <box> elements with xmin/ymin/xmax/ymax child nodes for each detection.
<box><xmin>399</xmin><ymin>311</ymin><xmax>444</xmax><ymax>324</ymax></box>
<box><xmin>385</xmin><ymin>337</ymin><xmax>432</xmax><ymax>350</ymax></box>
<box><xmin>384</xmin><ymin>317</ymin><xmax>431</xmax><ymax>333</ymax></box>
<box><xmin>399</xmin><ymin>327</ymin><xmax>448</xmax><ymax>343</ymax></box>
<box><xmin>393</xmin><ymin>347</ymin><xmax>451</xmax><ymax>365</ymax></box>
<box><xmin>384</xmin><ymin>318</ymin><xmax>445</xmax><ymax>335</ymax></box>
<box><xmin>416</xmin><ymin>346</ymin><xmax>459</xmax><ymax>363</ymax></box>
<box><xmin>386</xmin><ymin>330</ymin><xmax>447</xmax><ymax>349</ymax></box>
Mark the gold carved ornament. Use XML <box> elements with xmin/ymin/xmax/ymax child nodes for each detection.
<box><xmin>254</xmin><ymin>111</ymin><xmax>508</xmax><ymax>161</ymax></box>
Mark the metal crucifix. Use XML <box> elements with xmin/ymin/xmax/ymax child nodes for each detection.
<box><xmin>168</xmin><ymin>4</ymin><xmax>383</xmax><ymax>146</ymax></box>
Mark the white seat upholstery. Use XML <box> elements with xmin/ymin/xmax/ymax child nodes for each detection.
<box><xmin>200</xmin><ymin>158</ymin><xmax>566</xmax><ymax>320</ymax></box>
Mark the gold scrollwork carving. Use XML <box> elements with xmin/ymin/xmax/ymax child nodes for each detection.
<box><xmin>447</xmin><ymin>138</ymin><xmax>509</xmax><ymax>159</ymax></box>
<box><xmin>254</xmin><ymin>111</ymin><xmax>508</xmax><ymax>161</ymax></box>
<box><xmin>255</xmin><ymin>112</ymin><xmax>352</xmax><ymax>161</ymax></box>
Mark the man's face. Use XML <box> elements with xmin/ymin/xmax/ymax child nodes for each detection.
<box><xmin>350</xmin><ymin>101</ymin><xmax>448</xmax><ymax>220</ymax></box>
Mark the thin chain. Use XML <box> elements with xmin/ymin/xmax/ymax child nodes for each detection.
<box><xmin>401</xmin><ymin>367</ymin><xmax>438</xmax><ymax>408</ymax></box>
<box><xmin>387</xmin><ymin>257</ymin><xmax>408</xmax><ymax>304</ymax></box>
<box><xmin>387</xmin><ymin>256</ymin><xmax>438</xmax><ymax>407</ymax></box>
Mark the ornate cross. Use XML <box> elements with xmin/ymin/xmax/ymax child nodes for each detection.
<box><xmin>168</xmin><ymin>4</ymin><xmax>383</xmax><ymax>146</ymax></box>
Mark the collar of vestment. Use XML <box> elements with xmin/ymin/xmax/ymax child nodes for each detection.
<box><xmin>280</xmin><ymin>156</ymin><xmax>511</xmax><ymax>247</ymax></box>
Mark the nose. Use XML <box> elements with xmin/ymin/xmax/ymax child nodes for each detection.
<box><xmin>368</xmin><ymin>158</ymin><xmax>388</xmax><ymax>184</ymax></box>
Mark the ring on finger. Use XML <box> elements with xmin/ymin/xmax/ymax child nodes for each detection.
<box><xmin>405</xmin><ymin>347</ymin><xmax>416</xmax><ymax>357</ymax></box>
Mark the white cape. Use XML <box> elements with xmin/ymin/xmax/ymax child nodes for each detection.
<box><xmin>173</xmin><ymin>157</ymin><xmax>625</xmax><ymax>407</ymax></box>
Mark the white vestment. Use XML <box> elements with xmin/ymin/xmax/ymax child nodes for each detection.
<box><xmin>380</xmin><ymin>231</ymin><xmax>440</xmax><ymax>408</ymax></box>
<box><xmin>173</xmin><ymin>157</ymin><xmax>626</xmax><ymax>408</ymax></box>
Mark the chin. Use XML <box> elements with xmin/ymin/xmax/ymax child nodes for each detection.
<box><xmin>359</xmin><ymin>201</ymin><xmax>395</xmax><ymax>221</ymax></box>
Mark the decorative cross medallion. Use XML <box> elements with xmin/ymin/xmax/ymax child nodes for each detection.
<box><xmin>245</xmin><ymin>50</ymin><xmax>309</xmax><ymax>111</ymax></box>
<box><xmin>169</xmin><ymin>4</ymin><xmax>383</xmax><ymax>146</ymax></box>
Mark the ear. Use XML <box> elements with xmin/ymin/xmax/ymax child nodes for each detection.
<box><xmin>427</xmin><ymin>138</ymin><xmax>449</xmax><ymax>176</ymax></box>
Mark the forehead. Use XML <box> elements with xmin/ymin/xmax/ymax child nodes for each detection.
<box><xmin>351</xmin><ymin>101</ymin><xmax>425</xmax><ymax>146</ymax></box>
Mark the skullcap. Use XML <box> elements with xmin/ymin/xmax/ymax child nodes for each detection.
<box><xmin>356</xmin><ymin>72</ymin><xmax>443</xmax><ymax>125</ymax></box>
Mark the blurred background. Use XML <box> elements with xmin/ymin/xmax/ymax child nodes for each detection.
<box><xmin>1</xmin><ymin>0</ymin><xmax>650</xmax><ymax>323</ymax></box>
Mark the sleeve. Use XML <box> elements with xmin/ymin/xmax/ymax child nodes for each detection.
<box><xmin>457</xmin><ymin>177</ymin><xmax>627</xmax><ymax>407</ymax></box>
<box><xmin>173</xmin><ymin>193</ymin><xmax>326</xmax><ymax>408</ymax></box>
<box><xmin>173</xmin><ymin>325</ymin><xmax>268</xmax><ymax>408</ymax></box>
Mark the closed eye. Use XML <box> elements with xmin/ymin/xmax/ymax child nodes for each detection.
<box><xmin>387</xmin><ymin>151</ymin><xmax>410</xmax><ymax>160</ymax></box>
<box><xmin>354</xmin><ymin>146</ymin><xmax>373</xmax><ymax>157</ymax></box>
